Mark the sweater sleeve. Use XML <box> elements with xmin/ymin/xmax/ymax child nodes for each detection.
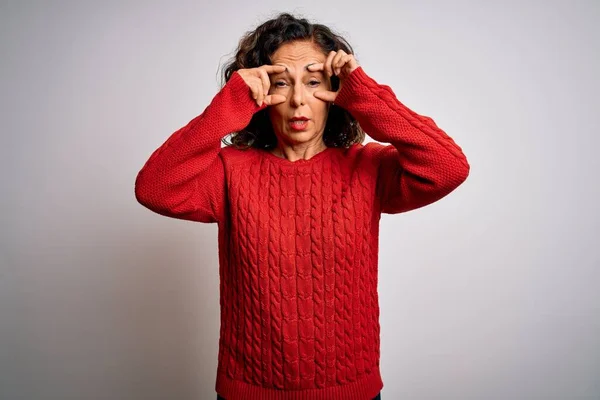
<box><xmin>134</xmin><ymin>71</ymin><xmax>266</xmax><ymax>223</ymax></box>
<box><xmin>334</xmin><ymin>66</ymin><xmax>470</xmax><ymax>214</ymax></box>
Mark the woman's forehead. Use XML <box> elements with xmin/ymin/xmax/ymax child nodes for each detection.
<box><xmin>271</xmin><ymin>41</ymin><xmax>326</xmax><ymax>65</ymax></box>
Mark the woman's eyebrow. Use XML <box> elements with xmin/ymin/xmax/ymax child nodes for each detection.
<box><xmin>273</xmin><ymin>63</ymin><xmax>323</xmax><ymax>75</ymax></box>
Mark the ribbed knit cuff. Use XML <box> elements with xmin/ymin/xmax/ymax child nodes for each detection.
<box><xmin>334</xmin><ymin>66</ymin><xmax>375</xmax><ymax>109</ymax></box>
<box><xmin>227</xmin><ymin>70</ymin><xmax>269</xmax><ymax>114</ymax></box>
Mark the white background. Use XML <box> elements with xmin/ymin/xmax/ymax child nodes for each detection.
<box><xmin>2</xmin><ymin>1</ymin><xmax>599</xmax><ymax>399</ymax></box>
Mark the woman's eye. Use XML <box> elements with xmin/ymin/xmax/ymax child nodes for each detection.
<box><xmin>274</xmin><ymin>80</ymin><xmax>320</xmax><ymax>88</ymax></box>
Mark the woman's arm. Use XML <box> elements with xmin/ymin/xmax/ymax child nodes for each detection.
<box><xmin>334</xmin><ymin>66</ymin><xmax>470</xmax><ymax>214</ymax></box>
<box><xmin>134</xmin><ymin>71</ymin><xmax>262</xmax><ymax>223</ymax></box>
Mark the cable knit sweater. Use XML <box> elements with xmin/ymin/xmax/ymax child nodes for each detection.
<box><xmin>134</xmin><ymin>66</ymin><xmax>470</xmax><ymax>400</ymax></box>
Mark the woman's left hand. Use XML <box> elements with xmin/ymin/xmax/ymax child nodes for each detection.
<box><xmin>307</xmin><ymin>50</ymin><xmax>360</xmax><ymax>103</ymax></box>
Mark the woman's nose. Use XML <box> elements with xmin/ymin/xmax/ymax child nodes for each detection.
<box><xmin>291</xmin><ymin>83</ymin><xmax>306</xmax><ymax>107</ymax></box>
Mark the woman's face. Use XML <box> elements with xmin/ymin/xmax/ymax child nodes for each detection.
<box><xmin>267</xmin><ymin>40</ymin><xmax>331</xmax><ymax>148</ymax></box>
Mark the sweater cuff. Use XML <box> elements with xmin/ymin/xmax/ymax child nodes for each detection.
<box><xmin>227</xmin><ymin>70</ymin><xmax>269</xmax><ymax>113</ymax></box>
<box><xmin>334</xmin><ymin>66</ymin><xmax>378</xmax><ymax>108</ymax></box>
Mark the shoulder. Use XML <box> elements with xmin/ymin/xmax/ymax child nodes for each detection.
<box><xmin>362</xmin><ymin>140</ymin><xmax>392</xmax><ymax>154</ymax></box>
<box><xmin>346</xmin><ymin>141</ymin><xmax>391</xmax><ymax>166</ymax></box>
<box><xmin>219</xmin><ymin>144</ymin><xmax>261</xmax><ymax>167</ymax></box>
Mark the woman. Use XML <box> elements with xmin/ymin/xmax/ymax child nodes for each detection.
<box><xmin>135</xmin><ymin>12</ymin><xmax>469</xmax><ymax>400</ymax></box>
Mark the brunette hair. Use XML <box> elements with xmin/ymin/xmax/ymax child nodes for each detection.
<box><xmin>218</xmin><ymin>12</ymin><xmax>365</xmax><ymax>149</ymax></box>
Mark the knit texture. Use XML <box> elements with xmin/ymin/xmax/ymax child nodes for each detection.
<box><xmin>135</xmin><ymin>66</ymin><xmax>470</xmax><ymax>400</ymax></box>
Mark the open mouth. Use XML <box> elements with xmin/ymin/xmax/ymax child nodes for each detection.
<box><xmin>289</xmin><ymin>119</ymin><xmax>309</xmax><ymax>130</ymax></box>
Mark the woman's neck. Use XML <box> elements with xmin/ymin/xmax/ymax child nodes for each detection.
<box><xmin>270</xmin><ymin>141</ymin><xmax>328</xmax><ymax>161</ymax></box>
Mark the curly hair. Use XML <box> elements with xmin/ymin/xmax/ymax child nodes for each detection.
<box><xmin>218</xmin><ymin>12</ymin><xmax>365</xmax><ymax>150</ymax></box>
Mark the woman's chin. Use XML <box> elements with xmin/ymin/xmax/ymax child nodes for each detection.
<box><xmin>282</xmin><ymin>130</ymin><xmax>314</xmax><ymax>141</ymax></box>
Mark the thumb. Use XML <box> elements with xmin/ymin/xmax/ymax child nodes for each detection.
<box><xmin>314</xmin><ymin>90</ymin><xmax>337</xmax><ymax>103</ymax></box>
<box><xmin>264</xmin><ymin>94</ymin><xmax>286</xmax><ymax>106</ymax></box>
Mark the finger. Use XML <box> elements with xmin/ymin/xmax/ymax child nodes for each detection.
<box><xmin>307</xmin><ymin>62</ymin><xmax>325</xmax><ymax>73</ymax></box>
<box><xmin>257</xmin><ymin>68</ymin><xmax>270</xmax><ymax>101</ymax></box>
<box><xmin>249</xmin><ymin>81</ymin><xmax>259</xmax><ymax>100</ymax></box>
<box><xmin>250</xmin><ymin>81</ymin><xmax>262</xmax><ymax>106</ymax></box>
<box><xmin>325</xmin><ymin>51</ymin><xmax>336</xmax><ymax>77</ymax></box>
<box><xmin>260</xmin><ymin>64</ymin><xmax>287</xmax><ymax>74</ymax></box>
<box><xmin>264</xmin><ymin>94</ymin><xmax>286</xmax><ymax>106</ymax></box>
<box><xmin>251</xmin><ymin>75</ymin><xmax>266</xmax><ymax>106</ymax></box>
<box><xmin>309</xmin><ymin>61</ymin><xmax>334</xmax><ymax>76</ymax></box>
<box><xmin>338</xmin><ymin>54</ymin><xmax>353</xmax><ymax>75</ymax></box>
<box><xmin>332</xmin><ymin>50</ymin><xmax>346</xmax><ymax>75</ymax></box>
<box><xmin>314</xmin><ymin>90</ymin><xmax>337</xmax><ymax>103</ymax></box>
<box><xmin>256</xmin><ymin>82</ymin><xmax>264</xmax><ymax>106</ymax></box>
<box><xmin>347</xmin><ymin>54</ymin><xmax>359</xmax><ymax>71</ymax></box>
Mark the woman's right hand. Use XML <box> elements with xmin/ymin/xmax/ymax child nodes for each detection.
<box><xmin>237</xmin><ymin>65</ymin><xmax>287</xmax><ymax>107</ymax></box>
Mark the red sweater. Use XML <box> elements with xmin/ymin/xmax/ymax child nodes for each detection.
<box><xmin>135</xmin><ymin>66</ymin><xmax>469</xmax><ymax>399</ymax></box>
